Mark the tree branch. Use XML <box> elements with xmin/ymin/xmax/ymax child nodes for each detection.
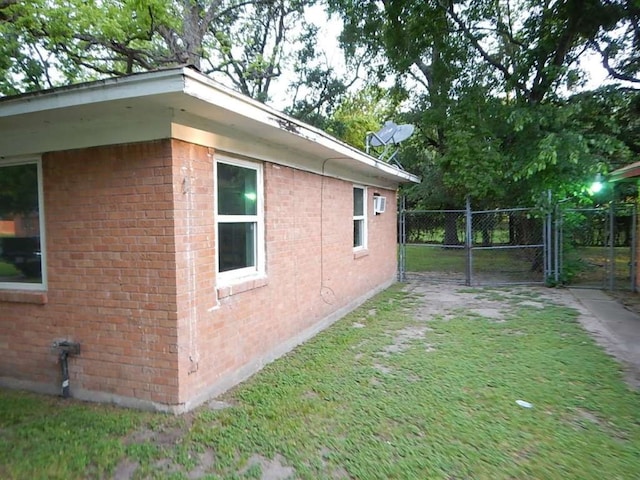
<box><xmin>439</xmin><ymin>0</ymin><xmax>528</xmax><ymax>96</ymax></box>
<box><xmin>591</xmin><ymin>40</ymin><xmax>640</xmax><ymax>84</ymax></box>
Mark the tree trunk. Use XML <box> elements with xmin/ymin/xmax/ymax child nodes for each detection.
<box><xmin>443</xmin><ymin>211</ymin><xmax>460</xmax><ymax>246</ymax></box>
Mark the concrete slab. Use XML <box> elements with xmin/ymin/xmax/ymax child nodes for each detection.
<box><xmin>569</xmin><ymin>288</ymin><xmax>640</xmax><ymax>389</ymax></box>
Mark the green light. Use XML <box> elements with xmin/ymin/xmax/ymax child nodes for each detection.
<box><xmin>589</xmin><ymin>173</ymin><xmax>604</xmax><ymax>194</ymax></box>
<box><xmin>244</xmin><ymin>192</ymin><xmax>257</xmax><ymax>201</ymax></box>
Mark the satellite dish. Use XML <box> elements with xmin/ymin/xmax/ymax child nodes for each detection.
<box><xmin>391</xmin><ymin>124</ymin><xmax>415</xmax><ymax>144</ymax></box>
<box><xmin>366</xmin><ymin>120</ymin><xmax>415</xmax><ymax>169</ymax></box>
<box><xmin>369</xmin><ymin>121</ymin><xmax>399</xmax><ymax>147</ymax></box>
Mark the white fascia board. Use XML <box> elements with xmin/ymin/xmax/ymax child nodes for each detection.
<box><xmin>181</xmin><ymin>69</ymin><xmax>420</xmax><ymax>185</ymax></box>
<box><xmin>0</xmin><ymin>68</ymin><xmax>186</xmax><ymax>117</ymax></box>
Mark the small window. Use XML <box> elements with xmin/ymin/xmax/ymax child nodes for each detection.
<box><xmin>216</xmin><ymin>158</ymin><xmax>263</xmax><ymax>279</ymax></box>
<box><xmin>0</xmin><ymin>158</ymin><xmax>46</xmax><ymax>290</ymax></box>
<box><xmin>353</xmin><ymin>186</ymin><xmax>366</xmax><ymax>249</ymax></box>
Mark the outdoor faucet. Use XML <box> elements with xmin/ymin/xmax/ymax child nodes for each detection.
<box><xmin>52</xmin><ymin>340</ymin><xmax>81</xmax><ymax>398</ymax></box>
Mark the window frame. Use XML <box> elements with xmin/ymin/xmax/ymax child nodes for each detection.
<box><xmin>0</xmin><ymin>156</ymin><xmax>47</xmax><ymax>291</ymax></box>
<box><xmin>353</xmin><ymin>185</ymin><xmax>367</xmax><ymax>250</ymax></box>
<box><xmin>215</xmin><ymin>156</ymin><xmax>265</xmax><ymax>283</ymax></box>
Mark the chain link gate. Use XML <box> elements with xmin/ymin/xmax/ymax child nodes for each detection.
<box><xmin>398</xmin><ymin>198</ymin><xmax>549</xmax><ymax>286</ymax></box>
<box><xmin>555</xmin><ymin>203</ymin><xmax>637</xmax><ymax>291</ymax></box>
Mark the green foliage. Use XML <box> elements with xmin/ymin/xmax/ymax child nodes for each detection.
<box><xmin>0</xmin><ymin>261</ymin><xmax>20</xmax><ymax>276</ymax></box>
<box><xmin>0</xmin><ymin>0</ymin><xmax>329</xmax><ymax>106</ymax></box>
<box><xmin>0</xmin><ymin>163</ymin><xmax>38</xmax><ymax>216</ymax></box>
<box><xmin>330</xmin><ymin>0</ymin><xmax>640</xmax><ymax>209</ymax></box>
<box><xmin>323</xmin><ymin>85</ymin><xmax>401</xmax><ymax>150</ymax></box>
<box><xmin>0</xmin><ymin>392</ymin><xmax>151</xmax><ymax>479</ymax></box>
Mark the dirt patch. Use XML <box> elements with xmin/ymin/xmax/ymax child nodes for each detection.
<box><xmin>152</xmin><ymin>458</ymin><xmax>181</xmax><ymax>476</ymax></box>
<box><xmin>573</xmin><ymin>407</ymin><xmax>602</xmax><ymax>427</ymax></box>
<box><xmin>241</xmin><ymin>454</ymin><xmax>295</xmax><ymax>480</ymax></box>
<box><xmin>373</xmin><ymin>363</ymin><xmax>393</xmax><ymax>374</ymax></box>
<box><xmin>318</xmin><ymin>448</ymin><xmax>350</xmax><ymax>479</ymax></box>
<box><xmin>469</xmin><ymin>307</ymin><xmax>505</xmax><ymax>321</ymax></box>
<box><xmin>187</xmin><ymin>450</ymin><xmax>216</xmax><ymax>479</ymax></box>
<box><xmin>381</xmin><ymin>325</ymin><xmax>429</xmax><ymax>355</ymax></box>
<box><xmin>112</xmin><ymin>459</ymin><xmax>139</xmax><ymax>480</ymax></box>
<box><xmin>608</xmin><ymin>290</ymin><xmax>640</xmax><ymax>316</ymax></box>
<box><xmin>517</xmin><ymin>300</ymin><xmax>546</xmax><ymax>309</ymax></box>
<box><xmin>406</xmin><ymin>282</ymin><xmax>514</xmax><ymax>323</ymax></box>
<box><xmin>125</xmin><ymin>426</ymin><xmax>183</xmax><ymax>447</ymax></box>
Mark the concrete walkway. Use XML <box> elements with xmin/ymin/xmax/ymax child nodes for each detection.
<box><xmin>569</xmin><ymin>288</ymin><xmax>640</xmax><ymax>390</ymax></box>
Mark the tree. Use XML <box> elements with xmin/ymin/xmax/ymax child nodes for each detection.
<box><xmin>0</xmin><ymin>163</ymin><xmax>38</xmax><ymax>217</ymax></box>
<box><xmin>203</xmin><ymin>0</ymin><xmax>318</xmax><ymax>101</ymax></box>
<box><xmin>589</xmin><ymin>0</ymin><xmax>640</xmax><ymax>84</ymax></box>
<box><xmin>278</xmin><ymin>18</ymin><xmax>348</xmax><ymax>124</ymax></box>
<box><xmin>320</xmin><ymin>85</ymin><xmax>400</xmax><ymax>149</ymax></box>
<box><xmin>329</xmin><ymin>0</ymin><xmax>639</xmax><ymax>210</ymax></box>
<box><xmin>0</xmin><ymin>0</ymin><xmax>324</xmax><ymax>104</ymax></box>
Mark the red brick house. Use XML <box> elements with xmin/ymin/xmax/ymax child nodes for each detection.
<box><xmin>0</xmin><ymin>67</ymin><xmax>419</xmax><ymax>412</ymax></box>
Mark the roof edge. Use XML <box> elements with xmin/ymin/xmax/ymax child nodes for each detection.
<box><xmin>609</xmin><ymin>161</ymin><xmax>640</xmax><ymax>183</ymax></box>
<box><xmin>181</xmin><ymin>68</ymin><xmax>420</xmax><ymax>184</ymax></box>
<box><xmin>0</xmin><ymin>66</ymin><xmax>420</xmax><ymax>185</ymax></box>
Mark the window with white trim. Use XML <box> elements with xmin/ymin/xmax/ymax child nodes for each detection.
<box><xmin>216</xmin><ymin>157</ymin><xmax>264</xmax><ymax>280</ymax></box>
<box><xmin>353</xmin><ymin>186</ymin><xmax>367</xmax><ymax>249</ymax></box>
<box><xmin>0</xmin><ymin>158</ymin><xmax>46</xmax><ymax>290</ymax></box>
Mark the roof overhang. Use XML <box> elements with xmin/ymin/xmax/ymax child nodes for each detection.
<box><xmin>0</xmin><ymin>67</ymin><xmax>419</xmax><ymax>189</ymax></box>
<box><xmin>609</xmin><ymin>161</ymin><xmax>640</xmax><ymax>183</ymax></box>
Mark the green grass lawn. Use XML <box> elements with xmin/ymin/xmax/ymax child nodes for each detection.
<box><xmin>404</xmin><ymin>244</ymin><xmax>468</xmax><ymax>272</ymax></box>
<box><xmin>0</xmin><ymin>261</ymin><xmax>20</xmax><ymax>277</ymax></box>
<box><xmin>404</xmin><ymin>244</ymin><xmax>543</xmax><ymax>280</ymax></box>
<box><xmin>403</xmin><ymin>244</ymin><xmax>633</xmax><ymax>287</ymax></box>
<box><xmin>564</xmin><ymin>246</ymin><xmax>633</xmax><ymax>288</ymax></box>
<box><xmin>1</xmin><ymin>285</ymin><xmax>639</xmax><ymax>479</ymax></box>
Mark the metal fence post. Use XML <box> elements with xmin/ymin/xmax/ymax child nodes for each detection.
<box><xmin>545</xmin><ymin>190</ymin><xmax>552</xmax><ymax>283</ymax></box>
<box><xmin>632</xmin><ymin>203</ymin><xmax>637</xmax><ymax>292</ymax></box>
<box><xmin>465</xmin><ymin>196</ymin><xmax>472</xmax><ymax>286</ymax></box>
<box><xmin>609</xmin><ymin>201</ymin><xmax>615</xmax><ymax>291</ymax></box>
<box><xmin>398</xmin><ymin>195</ymin><xmax>406</xmax><ymax>282</ymax></box>
<box><xmin>554</xmin><ymin>204</ymin><xmax>560</xmax><ymax>285</ymax></box>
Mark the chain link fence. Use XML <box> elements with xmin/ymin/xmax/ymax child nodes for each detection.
<box><xmin>398</xmin><ymin>202</ymin><xmax>548</xmax><ymax>286</ymax></box>
<box><xmin>556</xmin><ymin>203</ymin><xmax>636</xmax><ymax>290</ymax></box>
<box><xmin>399</xmin><ymin>199</ymin><xmax>637</xmax><ymax>291</ymax></box>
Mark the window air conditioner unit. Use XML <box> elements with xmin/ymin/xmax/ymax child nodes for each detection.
<box><xmin>373</xmin><ymin>195</ymin><xmax>387</xmax><ymax>214</ymax></box>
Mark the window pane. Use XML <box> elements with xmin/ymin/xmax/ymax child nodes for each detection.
<box><xmin>353</xmin><ymin>187</ymin><xmax>364</xmax><ymax>216</ymax></box>
<box><xmin>218</xmin><ymin>222</ymin><xmax>256</xmax><ymax>272</ymax></box>
<box><xmin>0</xmin><ymin>163</ymin><xmax>42</xmax><ymax>284</ymax></box>
<box><xmin>218</xmin><ymin>163</ymin><xmax>257</xmax><ymax>215</ymax></box>
<box><xmin>354</xmin><ymin>219</ymin><xmax>363</xmax><ymax>248</ymax></box>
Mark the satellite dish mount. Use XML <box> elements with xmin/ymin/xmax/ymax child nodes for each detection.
<box><xmin>365</xmin><ymin>120</ymin><xmax>414</xmax><ymax>169</ymax></box>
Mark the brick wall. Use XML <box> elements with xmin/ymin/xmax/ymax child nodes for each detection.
<box><xmin>0</xmin><ymin>138</ymin><xmax>398</xmax><ymax>411</ymax></box>
<box><xmin>170</xmin><ymin>141</ymin><xmax>217</xmax><ymax>403</ymax></box>
<box><xmin>176</xmin><ymin>156</ymin><xmax>398</xmax><ymax>408</ymax></box>
<box><xmin>0</xmin><ymin>220</ymin><xmax>15</xmax><ymax>236</ymax></box>
<box><xmin>0</xmin><ymin>140</ymin><xmax>180</xmax><ymax>406</ymax></box>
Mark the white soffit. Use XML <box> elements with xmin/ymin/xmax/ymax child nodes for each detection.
<box><xmin>0</xmin><ymin>67</ymin><xmax>420</xmax><ymax>185</ymax></box>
